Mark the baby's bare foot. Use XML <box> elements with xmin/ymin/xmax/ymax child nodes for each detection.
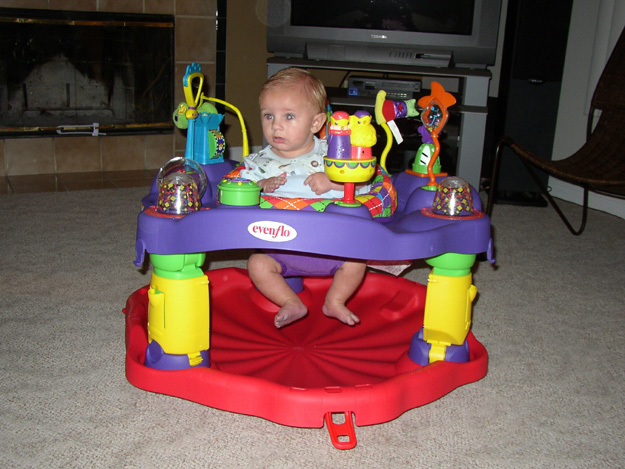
<box><xmin>322</xmin><ymin>303</ymin><xmax>360</xmax><ymax>326</ymax></box>
<box><xmin>274</xmin><ymin>299</ymin><xmax>308</xmax><ymax>328</ymax></box>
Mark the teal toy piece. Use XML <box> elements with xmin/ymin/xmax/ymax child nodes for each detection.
<box><xmin>175</xmin><ymin>63</ymin><xmax>227</xmax><ymax>164</ymax></box>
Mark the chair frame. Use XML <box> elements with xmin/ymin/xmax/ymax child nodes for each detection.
<box><xmin>487</xmin><ymin>136</ymin><xmax>591</xmax><ymax>235</ymax></box>
<box><xmin>485</xmin><ymin>27</ymin><xmax>625</xmax><ymax>235</ymax></box>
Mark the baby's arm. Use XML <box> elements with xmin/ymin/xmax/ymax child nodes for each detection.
<box><xmin>304</xmin><ymin>172</ymin><xmax>369</xmax><ymax>196</ymax></box>
<box><xmin>258</xmin><ymin>172</ymin><xmax>287</xmax><ymax>193</ymax></box>
<box><xmin>304</xmin><ymin>172</ymin><xmax>340</xmax><ymax>195</ymax></box>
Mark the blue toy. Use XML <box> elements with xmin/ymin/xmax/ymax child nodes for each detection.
<box><xmin>172</xmin><ymin>63</ymin><xmax>248</xmax><ymax>164</ymax></box>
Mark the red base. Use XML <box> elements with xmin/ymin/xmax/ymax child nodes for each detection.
<box><xmin>124</xmin><ymin>268</ymin><xmax>488</xmax><ymax>429</ymax></box>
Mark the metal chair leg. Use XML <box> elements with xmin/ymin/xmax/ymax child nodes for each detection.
<box><xmin>485</xmin><ymin>136</ymin><xmax>510</xmax><ymax>217</ymax></box>
<box><xmin>518</xmin><ymin>157</ymin><xmax>589</xmax><ymax>235</ymax></box>
<box><xmin>487</xmin><ymin>136</ymin><xmax>589</xmax><ymax>235</ymax></box>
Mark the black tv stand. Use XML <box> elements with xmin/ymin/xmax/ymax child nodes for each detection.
<box><xmin>267</xmin><ymin>57</ymin><xmax>491</xmax><ymax>190</ymax></box>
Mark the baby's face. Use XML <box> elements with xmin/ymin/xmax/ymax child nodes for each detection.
<box><xmin>260</xmin><ymin>85</ymin><xmax>325</xmax><ymax>159</ymax></box>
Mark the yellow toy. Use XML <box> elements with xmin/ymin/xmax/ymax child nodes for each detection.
<box><xmin>145</xmin><ymin>253</ymin><xmax>211</xmax><ymax>369</ymax></box>
<box><xmin>324</xmin><ymin>110</ymin><xmax>377</xmax><ymax>205</ymax></box>
<box><xmin>422</xmin><ymin>253</ymin><xmax>478</xmax><ymax>363</ymax></box>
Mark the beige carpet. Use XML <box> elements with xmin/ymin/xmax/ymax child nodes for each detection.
<box><xmin>1</xmin><ymin>187</ymin><xmax>624</xmax><ymax>468</ymax></box>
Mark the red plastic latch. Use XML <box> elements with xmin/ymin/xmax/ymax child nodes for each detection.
<box><xmin>324</xmin><ymin>412</ymin><xmax>357</xmax><ymax>450</ymax></box>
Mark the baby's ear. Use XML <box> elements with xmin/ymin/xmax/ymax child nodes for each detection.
<box><xmin>311</xmin><ymin>112</ymin><xmax>326</xmax><ymax>133</ymax></box>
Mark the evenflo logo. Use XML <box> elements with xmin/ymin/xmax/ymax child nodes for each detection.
<box><xmin>248</xmin><ymin>221</ymin><xmax>297</xmax><ymax>242</ymax></box>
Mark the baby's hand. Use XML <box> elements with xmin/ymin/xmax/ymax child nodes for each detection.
<box><xmin>304</xmin><ymin>172</ymin><xmax>333</xmax><ymax>195</ymax></box>
<box><xmin>259</xmin><ymin>173</ymin><xmax>287</xmax><ymax>193</ymax></box>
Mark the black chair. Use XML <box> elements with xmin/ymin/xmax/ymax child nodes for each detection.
<box><xmin>486</xmin><ymin>27</ymin><xmax>625</xmax><ymax>235</ymax></box>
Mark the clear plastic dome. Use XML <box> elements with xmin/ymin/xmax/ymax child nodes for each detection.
<box><xmin>156</xmin><ymin>157</ymin><xmax>207</xmax><ymax>214</ymax></box>
<box><xmin>431</xmin><ymin>176</ymin><xmax>474</xmax><ymax>216</ymax></box>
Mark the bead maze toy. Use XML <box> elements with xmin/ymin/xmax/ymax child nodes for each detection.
<box><xmin>123</xmin><ymin>63</ymin><xmax>494</xmax><ymax>450</ymax></box>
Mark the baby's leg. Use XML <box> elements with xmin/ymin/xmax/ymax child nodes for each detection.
<box><xmin>322</xmin><ymin>260</ymin><xmax>367</xmax><ymax>326</ymax></box>
<box><xmin>247</xmin><ymin>253</ymin><xmax>308</xmax><ymax>328</ymax></box>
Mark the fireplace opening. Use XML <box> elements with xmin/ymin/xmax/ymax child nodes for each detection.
<box><xmin>0</xmin><ymin>8</ymin><xmax>175</xmax><ymax>137</ymax></box>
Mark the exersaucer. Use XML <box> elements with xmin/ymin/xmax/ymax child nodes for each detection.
<box><xmin>123</xmin><ymin>65</ymin><xmax>494</xmax><ymax>449</ymax></box>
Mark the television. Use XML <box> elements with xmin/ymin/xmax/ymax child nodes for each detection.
<box><xmin>267</xmin><ymin>0</ymin><xmax>502</xmax><ymax>68</ymax></box>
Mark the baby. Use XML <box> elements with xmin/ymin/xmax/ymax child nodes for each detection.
<box><xmin>240</xmin><ymin>67</ymin><xmax>370</xmax><ymax>328</ymax></box>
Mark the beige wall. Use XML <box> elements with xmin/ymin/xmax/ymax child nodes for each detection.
<box><xmin>224</xmin><ymin>0</ymin><xmax>269</xmax><ymax>151</ymax></box>
<box><xmin>0</xmin><ymin>0</ymin><xmax>217</xmax><ymax>177</ymax></box>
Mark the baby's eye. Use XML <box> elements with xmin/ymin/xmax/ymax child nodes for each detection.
<box><xmin>286</xmin><ymin>113</ymin><xmax>295</xmax><ymax>120</ymax></box>
<box><xmin>263</xmin><ymin>113</ymin><xmax>273</xmax><ymax>120</ymax></box>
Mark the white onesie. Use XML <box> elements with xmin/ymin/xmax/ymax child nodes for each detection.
<box><xmin>239</xmin><ymin>137</ymin><xmax>370</xmax><ymax>199</ymax></box>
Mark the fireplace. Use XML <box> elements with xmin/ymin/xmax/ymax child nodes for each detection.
<box><xmin>0</xmin><ymin>8</ymin><xmax>175</xmax><ymax>137</ymax></box>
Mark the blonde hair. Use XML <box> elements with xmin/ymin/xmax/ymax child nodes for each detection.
<box><xmin>261</xmin><ymin>67</ymin><xmax>327</xmax><ymax>114</ymax></box>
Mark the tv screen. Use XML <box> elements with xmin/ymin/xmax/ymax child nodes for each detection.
<box><xmin>292</xmin><ymin>1</ymin><xmax>474</xmax><ymax>36</ymax></box>
<box><xmin>267</xmin><ymin>0</ymin><xmax>502</xmax><ymax>68</ymax></box>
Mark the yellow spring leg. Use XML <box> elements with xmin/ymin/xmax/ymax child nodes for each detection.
<box><xmin>423</xmin><ymin>272</ymin><xmax>477</xmax><ymax>363</ymax></box>
<box><xmin>147</xmin><ymin>272</ymin><xmax>210</xmax><ymax>366</ymax></box>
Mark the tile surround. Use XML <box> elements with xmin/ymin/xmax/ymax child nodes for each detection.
<box><xmin>145</xmin><ymin>133</ymin><xmax>176</xmax><ymax>169</ymax></box>
<box><xmin>101</xmin><ymin>136</ymin><xmax>146</xmax><ymax>171</ymax></box>
<box><xmin>98</xmin><ymin>0</ymin><xmax>144</xmax><ymax>13</ymax></box>
<box><xmin>4</xmin><ymin>138</ymin><xmax>55</xmax><ymax>176</ymax></box>
<box><xmin>145</xmin><ymin>0</ymin><xmax>175</xmax><ymax>15</ymax></box>
<box><xmin>176</xmin><ymin>0</ymin><xmax>216</xmax><ymax>16</ymax></box>
<box><xmin>0</xmin><ymin>169</ymin><xmax>158</xmax><ymax>194</ymax></box>
<box><xmin>0</xmin><ymin>0</ymin><xmax>217</xmax><ymax>178</ymax></box>
<box><xmin>54</xmin><ymin>137</ymin><xmax>101</xmax><ymax>173</ymax></box>
<box><xmin>175</xmin><ymin>17</ymin><xmax>216</xmax><ymax>63</ymax></box>
<box><xmin>48</xmin><ymin>0</ymin><xmax>96</xmax><ymax>10</ymax></box>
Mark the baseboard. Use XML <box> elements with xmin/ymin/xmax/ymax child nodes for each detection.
<box><xmin>548</xmin><ymin>178</ymin><xmax>625</xmax><ymax>220</ymax></box>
